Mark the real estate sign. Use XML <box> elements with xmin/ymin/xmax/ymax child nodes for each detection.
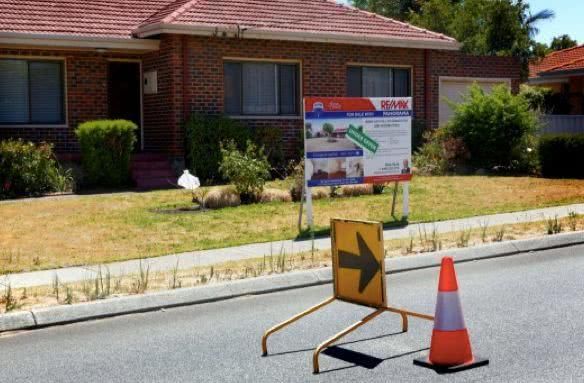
<box><xmin>303</xmin><ymin>97</ymin><xmax>413</xmax><ymax>187</ymax></box>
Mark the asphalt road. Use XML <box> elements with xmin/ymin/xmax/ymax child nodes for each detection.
<box><xmin>2</xmin><ymin>244</ymin><xmax>584</xmax><ymax>382</ymax></box>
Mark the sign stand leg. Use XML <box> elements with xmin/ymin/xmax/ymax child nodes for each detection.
<box><xmin>390</xmin><ymin>181</ymin><xmax>399</xmax><ymax>219</ymax></box>
<box><xmin>305</xmin><ymin>181</ymin><xmax>314</xmax><ymax>230</ymax></box>
<box><xmin>402</xmin><ymin>182</ymin><xmax>410</xmax><ymax>219</ymax></box>
<box><xmin>297</xmin><ymin>185</ymin><xmax>305</xmax><ymax>233</ymax></box>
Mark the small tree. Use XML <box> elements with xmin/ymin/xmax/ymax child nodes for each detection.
<box><xmin>322</xmin><ymin>123</ymin><xmax>335</xmax><ymax>142</ymax></box>
<box><xmin>219</xmin><ymin>140</ymin><xmax>271</xmax><ymax>204</ymax></box>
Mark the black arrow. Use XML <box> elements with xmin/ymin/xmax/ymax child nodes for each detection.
<box><xmin>338</xmin><ymin>232</ymin><xmax>381</xmax><ymax>293</ymax></box>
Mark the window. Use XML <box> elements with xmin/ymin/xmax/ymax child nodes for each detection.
<box><xmin>0</xmin><ymin>59</ymin><xmax>65</xmax><ymax>125</ymax></box>
<box><xmin>224</xmin><ymin>61</ymin><xmax>299</xmax><ymax>116</ymax></box>
<box><xmin>347</xmin><ymin>66</ymin><xmax>411</xmax><ymax>97</ymax></box>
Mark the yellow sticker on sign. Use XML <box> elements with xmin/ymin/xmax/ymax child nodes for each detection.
<box><xmin>331</xmin><ymin>219</ymin><xmax>386</xmax><ymax>308</ymax></box>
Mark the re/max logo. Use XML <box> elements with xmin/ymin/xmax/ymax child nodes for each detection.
<box><xmin>380</xmin><ymin>100</ymin><xmax>410</xmax><ymax>110</ymax></box>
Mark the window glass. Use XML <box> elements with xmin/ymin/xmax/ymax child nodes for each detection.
<box><xmin>0</xmin><ymin>60</ymin><xmax>29</xmax><ymax>124</ymax></box>
<box><xmin>224</xmin><ymin>61</ymin><xmax>299</xmax><ymax>116</ymax></box>
<box><xmin>393</xmin><ymin>68</ymin><xmax>411</xmax><ymax>97</ymax></box>
<box><xmin>279</xmin><ymin>64</ymin><xmax>297</xmax><ymax>115</ymax></box>
<box><xmin>346</xmin><ymin>66</ymin><xmax>362</xmax><ymax>97</ymax></box>
<box><xmin>362</xmin><ymin>67</ymin><xmax>392</xmax><ymax>97</ymax></box>
<box><xmin>30</xmin><ymin>62</ymin><xmax>63</xmax><ymax>124</ymax></box>
<box><xmin>224</xmin><ymin>62</ymin><xmax>242</xmax><ymax>115</ymax></box>
<box><xmin>346</xmin><ymin>66</ymin><xmax>411</xmax><ymax>98</ymax></box>
<box><xmin>242</xmin><ymin>63</ymin><xmax>277</xmax><ymax>115</ymax></box>
<box><xmin>0</xmin><ymin>59</ymin><xmax>64</xmax><ymax>125</ymax></box>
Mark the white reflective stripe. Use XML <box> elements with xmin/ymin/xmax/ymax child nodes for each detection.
<box><xmin>434</xmin><ymin>291</ymin><xmax>466</xmax><ymax>331</ymax></box>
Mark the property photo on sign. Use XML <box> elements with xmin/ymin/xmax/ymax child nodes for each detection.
<box><xmin>304</xmin><ymin>97</ymin><xmax>413</xmax><ymax>187</ymax></box>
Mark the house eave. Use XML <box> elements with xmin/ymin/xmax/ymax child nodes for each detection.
<box><xmin>134</xmin><ymin>23</ymin><xmax>461</xmax><ymax>51</ymax></box>
<box><xmin>0</xmin><ymin>32</ymin><xmax>160</xmax><ymax>52</ymax></box>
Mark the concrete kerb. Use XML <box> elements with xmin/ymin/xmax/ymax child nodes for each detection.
<box><xmin>1</xmin><ymin>231</ymin><xmax>583</xmax><ymax>333</ymax></box>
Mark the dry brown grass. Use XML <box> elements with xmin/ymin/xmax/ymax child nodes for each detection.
<box><xmin>260</xmin><ymin>188</ymin><xmax>292</xmax><ymax>203</ymax></box>
<box><xmin>311</xmin><ymin>187</ymin><xmax>330</xmax><ymax>200</ymax></box>
<box><xmin>203</xmin><ymin>187</ymin><xmax>241</xmax><ymax>209</ymax></box>
<box><xmin>340</xmin><ymin>184</ymin><xmax>374</xmax><ymax>197</ymax></box>
<box><xmin>0</xmin><ymin>176</ymin><xmax>583</xmax><ymax>274</ymax></box>
<box><xmin>4</xmin><ymin>214</ymin><xmax>582</xmax><ymax>314</ymax></box>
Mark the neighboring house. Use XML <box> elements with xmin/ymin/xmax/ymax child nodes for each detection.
<box><xmin>0</xmin><ymin>0</ymin><xmax>520</xmax><ymax>186</ymax></box>
<box><xmin>529</xmin><ymin>45</ymin><xmax>584</xmax><ymax>134</ymax></box>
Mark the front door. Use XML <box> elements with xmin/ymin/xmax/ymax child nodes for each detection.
<box><xmin>108</xmin><ymin>61</ymin><xmax>142</xmax><ymax>150</ymax></box>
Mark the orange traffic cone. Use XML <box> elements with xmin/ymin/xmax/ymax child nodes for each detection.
<box><xmin>414</xmin><ymin>257</ymin><xmax>488</xmax><ymax>372</ymax></box>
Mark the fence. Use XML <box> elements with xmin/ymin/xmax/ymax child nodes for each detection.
<box><xmin>540</xmin><ymin>115</ymin><xmax>584</xmax><ymax>135</ymax></box>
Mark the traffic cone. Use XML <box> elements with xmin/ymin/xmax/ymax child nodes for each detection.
<box><xmin>414</xmin><ymin>257</ymin><xmax>488</xmax><ymax>372</ymax></box>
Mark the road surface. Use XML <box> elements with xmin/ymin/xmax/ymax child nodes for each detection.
<box><xmin>2</xmin><ymin>244</ymin><xmax>584</xmax><ymax>382</ymax></box>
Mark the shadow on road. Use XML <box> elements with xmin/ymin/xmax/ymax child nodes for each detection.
<box><xmin>263</xmin><ymin>331</ymin><xmax>404</xmax><ymax>357</ymax></box>
<box><xmin>319</xmin><ymin>347</ymin><xmax>429</xmax><ymax>374</ymax></box>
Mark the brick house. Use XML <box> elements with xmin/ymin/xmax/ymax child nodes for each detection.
<box><xmin>0</xmin><ymin>0</ymin><xmax>520</xmax><ymax>187</ymax></box>
<box><xmin>529</xmin><ymin>45</ymin><xmax>584</xmax><ymax>134</ymax></box>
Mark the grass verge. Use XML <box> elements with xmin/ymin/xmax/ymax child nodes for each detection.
<box><xmin>2</xmin><ymin>214</ymin><xmax>582</xmax><ymax>314</ymax></box>
<box><xmin>1</xmin><ymin>176</ymin><xmax>584</xmax><ymax>273</ymax></box>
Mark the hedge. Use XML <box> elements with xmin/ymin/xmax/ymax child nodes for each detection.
<box><xmin>76</xmin><ymin>120</ymin><xmax>137</xmax><ymax>187</ymax></box>
<box><xmin>539</xmin><ymin>134</ymin><xmax>584</xmax><ymax>179</ymax></box>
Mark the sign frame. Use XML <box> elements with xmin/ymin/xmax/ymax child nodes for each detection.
<box><xmin>331</xmin><ymin>218</ymin><xmax>387</xmax><ymax>309</ymax></box>
<box><xmin>301</xmin><ymin>97</ymin><xmax>413</xmax><ymax>229</ymax></box>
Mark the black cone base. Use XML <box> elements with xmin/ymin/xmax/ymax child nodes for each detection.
<box><xmin>413</xmin><ymin>356</ymin><xmax>489</xmax><ymax>374</ymax></box>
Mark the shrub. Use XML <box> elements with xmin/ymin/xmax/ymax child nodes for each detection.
<box><xmin>289</xmin><ymin>160</ymin><xmax>305</xmax><ymax>202</ymax></box>
<box><xmin>539</xmin><ymin>134</ymin><xmax>584</xmax><ymax>178</ymax></box>
<box><xmin>252</xmin><ymin>126</ymin><xmax>286</xmax><ymax>178</ymax></box>
<box><xmin>219</xmin><ymin>140</ymin><xmax>271</xmax><ymax>203</ymax></box>
<box><xmin>76</xmin><ymin>120</ymin><xmax>137</xmax><ymax>187</ymax></box>
<box><xmin>445</xmin><ymin>84</ymin><xmax>539</xmax><ymax>171</ymax></box>
<box><xmin>0</xmin><ymin>140</ymin><xmax>73</xmax><ymax>199</ymax></box>
<box><xmin>203</xmin><ymin>187</ymin><xmax>241</xmax><ymax>209</ymax></box>
<box><xmin>413</xmin><ymin>128</ymin><xmax>468</xmax><ymax>175</ymax></box>
<box><xmin>260</xmin><ymin>188</ymin><xmax>292</xmax><ymax>203</ymax></box>
<box><xmin>185</xmin><ymin>115</ymin><xmax>251</xmax><ymax>184</ymax></box>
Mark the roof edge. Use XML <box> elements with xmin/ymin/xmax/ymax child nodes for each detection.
<box><xmin>134</xmin><ymin>23</ymin><xmax>461</xmax><ymax>50</ymax></box>
<box><xmin>0</xmin><ymin>32</ymin><xmax>160</xmax><ymax>52</ymax></box>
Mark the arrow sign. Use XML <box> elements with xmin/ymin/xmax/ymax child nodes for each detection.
<box><xmin>338</xmin><ymin>232</ymin><xmax>381</xmax><ymax>293</ymax></box>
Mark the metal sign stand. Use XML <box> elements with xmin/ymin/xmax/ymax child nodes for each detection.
<box><xmin>261</xmin><ymin>296</ymin><xmax>433</xmax><ymax>374</ymax></box>
<box><xmin>262</xmin><ymin>219</ymin><xmax>429</xmax><ymax>374</ymax></box>
<box><xmin>300</xmin><ymin>180</ymin><xmax>409</xmax><ymax>232</ymax></box>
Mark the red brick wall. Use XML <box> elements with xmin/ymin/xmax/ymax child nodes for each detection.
<box><xmin>1</xmin><ymin>37</ymin><xmax>521</xmax><ymax>158</ymax></box>
<box><xmin>179</xmin><ymin>36</ymin><xmax>427</xmax><ymax>155</ymax></box>
<box><xmin>142</xmin><ymin>34</ymin><xmax>184</xmax><ymax>156</ymax></box>
<box><xmin>0</xmin><ymin>48</ymin><xmax>141</xmax><ymax>153</ymax></box>
<box><xmin>426</xmin><ymin>50</ymin><xmax>522</xmax><ymax>130</ymax></box>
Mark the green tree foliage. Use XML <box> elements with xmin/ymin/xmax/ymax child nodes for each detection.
<box><xmin>550</xmin><ymin>34</ymin><xmax>578</xmax><ymax>51</ymax></box>
<box><xmin>353</xmin><ymin>0</ymin><xmax>554</xmax><ymax>76</ymax></box>
<box><xmin>351</xmin><ymin>0</ymin><xmax>421</xmax><ymax>20</ymax></box>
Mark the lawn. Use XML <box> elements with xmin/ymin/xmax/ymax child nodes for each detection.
<box><xmin>1</xmin><ymin>176</ymin><xmax>584</xmax><ymax>274</ymax></box>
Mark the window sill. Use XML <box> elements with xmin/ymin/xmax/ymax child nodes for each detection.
<box><xmin>228</xmin><ymin>115</ymin><xmax>302</xmax><ymax>120</ymax></box>
<box><xmin>0</xmin><ymin>124</ymin><xmax>68</xmax><ymax>128</ymax></box>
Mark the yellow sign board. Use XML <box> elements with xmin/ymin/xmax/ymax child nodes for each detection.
<box><xmin>331</xmin><ymin>219</ymin><xmax>386</xmax><ymax>308</ymax></box>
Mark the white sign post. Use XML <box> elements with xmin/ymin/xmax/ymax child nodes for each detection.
<box><xmin>302</xmin><ymin>97</ymin><xmax>413</xmax><ymax>227</ymax></box>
